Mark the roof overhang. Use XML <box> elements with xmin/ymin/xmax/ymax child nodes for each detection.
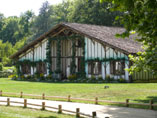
<box><xmin>10</xmin><ymin>23</ymin><xmax>140</xmax><ymax>59</ymax></box>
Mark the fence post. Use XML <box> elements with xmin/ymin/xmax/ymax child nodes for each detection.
<box><xmin>24</xmin><ymin>99</ymin><xmax>27</xmax><ymax>108</ymax></box>
<box><xmin>0</xmin><ymin>90</ymin><xmax>2</xmax><ymax>96</ymax></box>
<box><xmin>58</xmin><ymin>105</ymin><xmax>62</xmax><ymax>113</ymax></box>
<box><xmin>92</xmin><ymin>112</ymin><xmax>97</xmax><ymax>118</ymax></box>
<box><xmin>42</xmin><ymin>102</ymin><xmax>45</xmax><ymax>110</ymax></box>
<box><xmin>42</xmin><ymin>93</ymin><xmax>45</xmax><ymax>100</ymax></box>
<box><xmin>7</xmin><ymin>98</ymin><xmax>10</xmax><ymax>106</ymax></box>
<box><xmin>68</xmin><ymin>95</ymin><xmax>71</xmax><ymax>102</ymax></box>
<box><xmin>95</xmin><ymin>97</ymin><xmax>98</xmax><ymax>104</ymax></box>
<box><xmin>126</xmin><ymin>99</ymin><xmax>129</xmax><ymax>107</ymax></box>
<box><xmin>20</xmin><ymin>92</ymin><xmax>23</xmax><ymax>98</ymax></box>
<box><xmin>149</xmin><ymin>100</ymin><xmax>153</xmax><ymax>110</ymax></box>
<box><xmin>76</xmin><ymin>108</ymin><xmax>80</xmax><ymax>118</ymax></box>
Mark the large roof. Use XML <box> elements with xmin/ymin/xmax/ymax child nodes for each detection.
<box><xmin>10</xmin><ymin>23</ymin><xmax>142</xmax><ymax>59</ymax></box>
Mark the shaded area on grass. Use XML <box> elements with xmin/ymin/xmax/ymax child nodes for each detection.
<box><xmin>0</xmin><ymin>106</ymin><xmax>75</xmax><ymax>118</ymax></box>
<box><xmin>1</xmin><ymin>78</ymin><xmax>157</xmax><ymax>110</ymax></box>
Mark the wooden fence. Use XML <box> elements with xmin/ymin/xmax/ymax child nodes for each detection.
<box><xmin>0</xmin><ymin>97</ymin><xmax>99</xmax><ymax>118</ymax></box>
<box><xmin>0</xmin><ymin>90</ymin><xmax>157</xmax><ymax>110</ymax></box>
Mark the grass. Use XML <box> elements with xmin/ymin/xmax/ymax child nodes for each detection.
<box><xmin>0</xmin><ymin>105</ymin><xmax>75</xmax><ymax>118</ymax></box>
<box><xmin>0</xmin><ymin>78</ymin><xmax>157</xmax><ymax>109</ymax></box>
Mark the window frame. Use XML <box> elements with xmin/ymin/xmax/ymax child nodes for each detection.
<box><xmin>110</xmin><ymin>60</ymin><xmax>125</xmax><ymax>75</ymax></box>
<box><xmin>88</xmin><ymin>61</ymin><xmax>102</xmax><ymax>75</ymax></box>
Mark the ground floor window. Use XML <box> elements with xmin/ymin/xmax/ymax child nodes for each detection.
<box><xmin>88</xmin><ymin>61</ymin><xmax>101</xmax><ymax>75</ymax></box>
<box><xmin>110</xmin><ymin>61</ymin><xmax>125</xmax><ymax>75</ymax></box>
<box><xmin>21</xmin><ymin>64</ymin><xmax>31</xmax><ymax>74</ymax></box>
<box><xmin>36</xmin><ymin>62</ymin><xmax>47</xmax><ymax>74</ymax></box>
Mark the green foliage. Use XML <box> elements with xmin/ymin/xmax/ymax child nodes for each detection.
<box><xmin>105</xmin><ymin>74</ymin><xmax>114</xmax><ymax>82</ymax></box>
<box><xmin>71</xmin><ymin>39</ymin><xmax>76</xmax><ymax>74</ymax></box>
<box><xmin>117</xmin><ymin>78</ymin><xmax>126</xmax><ymax>83</ymax></box>
<box><xmin>98</xmin><ymin>75</ymin><xmax>103</xmax><ymax>81</ymax></box>
<box><xmin>33</xmin><ymin>1</ymin><xmax>53</xmax><ymax>39</ymax></box>
<box><xmin>67</xmin><ymin>74</ymin><xmax>77</xmax><ymax>80</ymax></box>
<box><xmin>102</xmin><ymin>0</ymin><xmax>157</xmax><ymax>75</ymax></box>
<box><xmin>56</xmin><ymin>37</ymin><xmax>61</xmax><ymax>74</ymax></box>
<box><xmin>68</xmin><ymin>0</ymin><xmax>122</xmax><ymax>26</ymax></box>
<box><xmin>0</xmin><ymin>63</ymin><xmax>3</xmax><ymax>71</ymax></box>
<box><xmin>46</xmin><ymin>38</ymin><xmax>52</xmax><ymax>74</ymax></box>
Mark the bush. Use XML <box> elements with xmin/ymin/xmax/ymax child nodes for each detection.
<box><xmin>105</xmin><ymin>75</ymin><xmax>114</xmax><ymax>82</ymax></box>
<box><xmin>133</xmin><ymin>80</ymin><xmax>157</xmax><ymax>83</ymax></box>
<box><xmin>68</xmin><ymin>74</ymin><xmax>77</xmax><ymax>80</ymax></box>
<box><xmin>46</xmin><ymin>74</ymin><xmax>52</xmax><ymax>81</ymax></box>
<box><xmin>0</xmin><ymin>71</ymin><xmax>12</xmax><ymax>78</ymax></box>
<box><xmin>149</xmin><ymin>80</ymin><xmax>157</xmax><ymax>83</ymax></box>
<box><xmin>117</xmin><ymin>78</ymin><xmax>126</xmax><ymax>83</ymax></box>
<box><xmin>98</xmin><ymin>75</ymin><xmax>103</xmax><ymax>81</ymax></box>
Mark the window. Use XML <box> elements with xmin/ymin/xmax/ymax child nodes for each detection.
<box><xmin>36</xmin><ymin>62</ymin><xmax>47</xmax><ymax>74</ymax></box>
<box><xmin>88</xmin><ymin>61</ymin><xmax>101</xmax><ymax>75</ymax></box>
<box><xmin>21</xmin><ymin>64</ymin><xmax>31</xmax><ymax>74</ymax></box>
<box><xmin>110</xmin><ymin>61</ymin><xmax>125</xmax><ymax>75</ymax></box>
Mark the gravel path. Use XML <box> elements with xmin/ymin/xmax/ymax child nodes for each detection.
<box><xmin>0</xmin><ymin>97</ymin><xmax>156</xmax><ymax>118</ymax></box>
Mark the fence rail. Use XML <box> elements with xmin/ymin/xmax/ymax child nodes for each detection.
<box><xmin>0</xmin><ymin>98</ymin><xmax>98</xmax><ymax>118</ymax></box>
<box><xmin>0</xmin><ymin>90</ymin><xmax>156</xmax><ymax>110</ymax></box>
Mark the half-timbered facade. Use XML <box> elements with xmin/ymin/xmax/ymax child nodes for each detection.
<box><xmin>10</xmin><ymin>23</ymin><xmax>143</xmax><ymax>81</ymax></box>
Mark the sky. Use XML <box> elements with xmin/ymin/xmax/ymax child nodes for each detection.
<box><xmin>0</xmin><ymin>0</ymin><xmax>63</xmax><ymax>17</ymax></box>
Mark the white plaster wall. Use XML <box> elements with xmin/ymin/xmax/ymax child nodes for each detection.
<box><xmin>18</xmin><ymin>39</ymin><xmax>48</xmax><ymax>75</ymax></box>
<box><xmin>85</xmin><ymin>37</ymin><xmax>129</xmax><ymax>80</ymax></box>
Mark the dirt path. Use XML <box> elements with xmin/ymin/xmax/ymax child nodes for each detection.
<box><xmin>0</xmin><ymin>97</ymin><xmax>156</xmax><ymax>118</ymax></box>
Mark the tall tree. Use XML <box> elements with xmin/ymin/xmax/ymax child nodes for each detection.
<box><xmin>68</xmin><ymin>0</ymin><xmax>122</xmax><ymax>26</ymax></box>
<box><xmin>33</xmin><ymin>1</ymin><xmax>53</xmax><ymax>38</ymax></box>
<box><xmin>0</xmin><ymin>16</ymin><xmax>19</xmax><ymax>44</ymax></box>
<box><xmin>101</xmin><ymin>0</ymin><xmax>157</xmax><ymax>74</ymax></box>
<box><xmin>19</xmin><ymin>10</ymin><xmax>34</xmax><ymax>36</ymax></box>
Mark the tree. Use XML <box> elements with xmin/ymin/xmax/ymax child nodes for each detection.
<box><xmin>19</xmin><ymin>10</ymin><xmax>35</xmax><ymax>36</ymax></box>
<box><xmin>33</xmin><ymin>1</ymin><xmax>53</xmax><ymax>39</ymax></box>
<box><xmin>101</xmin><ymin>0</ymin><xmax>157</xmax><ymax>75</ymax></box>
<box><xmin>0</xmin><ymin>13</ymin><xmax>4</xmax><ymax>32</ymax></box>
<box><xmin>0</xmin><ymin>16</ymin><xmax>19</xmax><ymax>44</ymax></box>
<box><xmin>69</xmin><ymin>0</ymin><xmax>122</xmax><ymax>26</ymax></box>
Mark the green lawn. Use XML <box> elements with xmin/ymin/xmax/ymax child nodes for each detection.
<box><xmin>0</xmin><ymin>78</ymin><xmax>157</xmax><ymax>109</ymax></box>
<box><xmin>0</xmin><ymin>105</ymin><xmax>75</xmax><ymax>118</ymax></box>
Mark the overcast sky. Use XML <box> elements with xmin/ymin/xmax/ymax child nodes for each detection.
<box><xmin>0</xmin><ymin>0</ymin><xmax>63</xmax><ymax>17</ymax></box>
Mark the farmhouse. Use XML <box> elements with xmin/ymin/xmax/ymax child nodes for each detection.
<box><xmin>10</xmin><ymin>23</ymin><xmax>145</xmax><ymax>81</ymax></box>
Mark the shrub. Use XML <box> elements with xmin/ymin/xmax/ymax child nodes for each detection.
<box><xmin>46</xmin><ymin>74</ymin><xmax>52</xmax><ymax>80</ymax></box>
<box><xmin>40</xmin><ymin>73</ymin><xmax>44</xmax><ymax>78</ymax></box>
<box><xmin>89</xmin><ymin>75</ymin><xmax>96</xmax><ymax>83</ymax></box>
<box><xmin>0</xmin><ymin>71</ymin><xmax>12</xmax><ymax>78</ymax></box>
<box><xmin>105</xmin><ymin>75</ymin><xmax>115</xmax><ymax>82</ymax></box>
<box><xmin>118</xmin><ymin>78</ymin><xmax>126</xmax><ymax>83</ymax></box>
<box><xmin>91</xmin><ymin>75</ymin><xmax>96</xmax><ymax>80</ymax></box>
<box><xmin>149</xmin><ymin>80</ymin><xmax>157</xmax><ymax>83</ymax></box>
<box><xmin>98</xmin><ymin>75</ymin><xmax>103</xmax><ymax>81</ymax></box>
<box><xmin>68</xmin><ymin>74</ymin><xmax>77</xmax><ymax>80</ymax></box>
